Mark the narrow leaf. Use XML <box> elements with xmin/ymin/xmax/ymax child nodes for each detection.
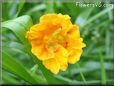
<box><xmin>2</xmin><ymin>50</ymin><xmax>38</xmax><ymax>84</ymax></box>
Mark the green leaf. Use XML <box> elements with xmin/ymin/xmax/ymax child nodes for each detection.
<box><xmin>2</xmin><ymin>50</ymin><xmax>38</xmax><ymax>84</ymax></box>
<box><xmin>2</xmin><ymin>15</ymin><xmax>33</xmax><ymax>54</ymax></box>
<box><xmin>15</xmin><ymin>0</ymin><xmax>25</xmax><ymax>17</ymax></box>
<box><xmin>82</xmin><ymin>7</ymin><xmax>113</xmax><ymax>28</ymax></box>
<box><xmin>105</xmin><ymin>29</ymin><xmax>110</xmax><ymax>58</ymax></box>
<box><xmin>26</xmin><ymin>4</ymin><xmax>46</xmax><ymax>15</ymax></box>
<box><xmin>77</xmin><ymin>63</ymin><xmax>86</xmax><ymax>84</ymax></box>
<box><xmin>70</xmin><ymin>62</ymin><xmax>113</xmax><ymax>74</ymax></box>
<box><xmin>45</xmin><ymin>0</ymin><xmax>55</xmax><ymax>13</ymax></box>
<box><xmin>75</xmin><ymin>8</ymin><xmax>93</xmax><ymax>27</ymax></box>
<box><xmin>2</xmin><ymin>70</ymin><xmax>20</xmax><ymax>84</ymax></box>
<box><xmin>100</xmin><ymin>53</ymin><xmax>106</xmax><ymax>85</ymax></box>
<box><xmin>76</xmin><ymin>79</ymin><xmax>114</xmax><ymax>84</ymax></box>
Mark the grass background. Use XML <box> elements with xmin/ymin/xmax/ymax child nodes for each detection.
<box><xmin>1</xmin><ymin>0</ymin><xmax>114</xmax><ymax>85</ymax></box>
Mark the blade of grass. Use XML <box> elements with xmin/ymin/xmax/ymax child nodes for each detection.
<box><xmin>30</xmin><ymin>64</ymin><xmax>38</xmax><ymax>75</ymax></box>
<box><xmin>9</xmin><ymin>3</ymin><xmax>18</xmax><ymax>18</ymax></box>
<box><xmin>2</xmin><ymin>70</ymin><xmax>20</xmax><ymax>84</ymax></box>
<box><xmin>15</xmin><ymin>0</ymin><xmax>25</xmax><ymax>17</ymax></box>
<box><xmin>2</xmin><ymin>50</ymin><xmax>38</xmax><ymax>84</ymax></box>
<box><xmin>82</xmin><ymin>7</ymin><xmax>113</xmax><ymax>28</ymax></box>
<box><xmin>45</xmin><ymin>0</ymin><xmax>55</xmax><ymax>13</ymax></box>
<box><xmin>100</xmin><ymin>53</ymin><xmax>106</xmax><ymax>85</ymax></box>
<box><xmin>26</xmin><ymin>4</ymin><xmax>46</xmax><ymax>15</ymax></box>
<box><xmin>71</xmin><ymin>79</ymin><xmax>114</xmax><ymax>84</ymax></box>
<box><xmin>71</xmin><ymin>62</ymin><xmax>113</xmax><ymax>74</ymax></box>
<box><xmin>31</xmin><ymin>73</ymin><xmax>47</xmax><ymax>84</ymax></box>
<box><xmin>75</xmin><ymin>8</ymin><xmax>93</xmax><ymax>27</ymax></box>
<box><xmin>105</xmin><ymin>29</ymin><xmax>110</xmax><ymax>58</ymax></box>
<box><xmin>105</xmin><ymin>0</ymin><xmax>113</xmax><ymax>21</ymax></box>
<box><xmin>77</xmin><ymin>63</ymin><xmax>86</xmax><ymax>84</ymax></box>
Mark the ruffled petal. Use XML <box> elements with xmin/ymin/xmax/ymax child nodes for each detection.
<box><xmin>68</xmin><ymin>49</ymin><xmax>83</xmax><ymax>64</ymax></box>
<box><xmin>55</xmin><ymin>46</ymin><xmax>68</xmax><ymax>71</ymax></box>
<box><xmin>43</xmin><ymin>58</ymin><xmax>60</xmax><ymax>74</ymax></box>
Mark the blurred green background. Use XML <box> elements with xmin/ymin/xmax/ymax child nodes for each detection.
<box><xmin>1</xmin><ymin>0</ymin><xmax>114</xmax><ymax>85</ymax></box>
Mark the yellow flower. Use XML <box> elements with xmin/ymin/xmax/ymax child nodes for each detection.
<box><xmin>26</xmin><ymin>13</ymin><xmax>86</xmax><ymax>74</ymax></box>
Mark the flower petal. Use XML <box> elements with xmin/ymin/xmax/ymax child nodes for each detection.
<box><xmin>32</xmin><ymin>45</ymin><xmax>54</xmax><ymax>61</ymax></box>
<box><xmin>55</xmin><ymin>46</ymin><xmax>68</xmax><ymax>71</ymax></box>
<box><xmin>68</xmin><ymin>49</ymin><xmax>83</xmax><ymax>64</ymax></box>
<box><xmin>43</xmin><ymin>58</ymin><xmax>60</xmax><ymax>74</ymax></box>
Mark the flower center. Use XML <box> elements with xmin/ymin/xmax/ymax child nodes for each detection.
<box><xmin>44</xmin><ymin>28</ymin><xmax>66</xmax><ymax>51</ymax></box>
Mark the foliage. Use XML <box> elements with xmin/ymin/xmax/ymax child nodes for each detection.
<box><xmin>1</xmin><ymin>0</ymin><xmax>114</xmax><ymax>85</ymax></box>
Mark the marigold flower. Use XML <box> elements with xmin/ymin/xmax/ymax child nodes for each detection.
<box><xmin>26</xmin><ymin>13</ymin><xmax>86</xmax><ymax>74</ymax></box>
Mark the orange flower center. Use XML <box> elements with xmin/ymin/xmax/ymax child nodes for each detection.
<box><xmin>43</xmin><ymin>28</ymin><xmax>66</xmax><ymax>52</ymax></box>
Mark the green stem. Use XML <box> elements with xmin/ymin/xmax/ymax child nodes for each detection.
<box><xmin>77</xmin><ymin>63</ymin><xmax>86</xmax><ymax>84</ymax></box>
<box><xmin>100</xmin><ymin>53</ymin><xmax>106</xmax><ymax>85</ymax></box>
<box><xmin>30</xmin><ymin>64</ymin><xmax>38</xmax><ymax>75</ymax></box>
